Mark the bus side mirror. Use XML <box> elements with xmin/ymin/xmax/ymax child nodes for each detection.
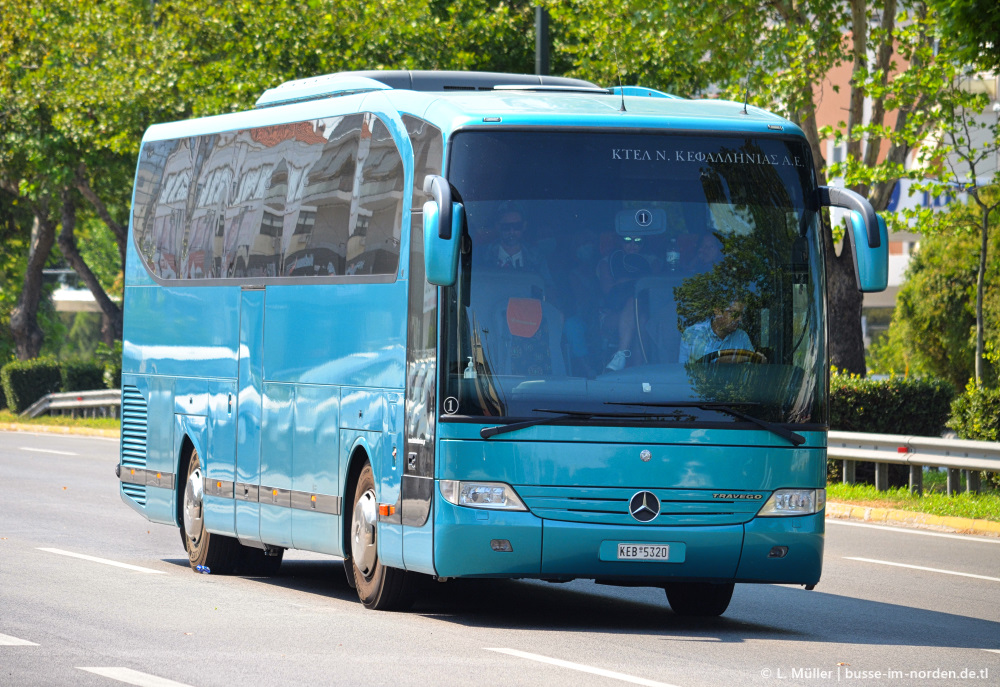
<box><xmin>817</xmin><ymin>186</ymin><xmax>888</xmax><ymax>292</ymax></box>
<box><xmin>422</xmin><ymin>175</ymin><xmax>462</xmax><ymax>286</ymax></box>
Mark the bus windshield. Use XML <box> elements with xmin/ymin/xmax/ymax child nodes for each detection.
<box><xmin>441</xmin><ymin>130</ymin><xmax>826</xmax><ymax>426</ymax></box>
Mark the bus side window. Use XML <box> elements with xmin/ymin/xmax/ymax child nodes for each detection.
<box><xmin>346</xmin><ymin>115</ymin><xmax>405</xmax><ymax>276</ymax></box>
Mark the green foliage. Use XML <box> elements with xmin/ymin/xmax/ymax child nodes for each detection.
<box><xmin>927</xmin><ymin>0</ymin><xmax>1000</xmax><ymax>71</ymax></box>
<box><xmin>95</xmin><ymin>341</ymin><xmax>122</xmax><ymax>389</ymax></box>
<box><xmin>877</xmin><ymin>202</ymin><xmax>1000</xmax><ymax>389</ymax></box>
<box><xmin>60</xmin><ymin>357</ymin><xmax>105</xmax><ymax>392</ymax></box>
<box><xmin>827</xmin><ymin>482</ymin><xmax>1000</xmax><ymax>522</ymax></box>
<box><xmin>0</xmin><ymin>358</ymin><xmax>62</xmax><ymax>413</ymax></box>
<box><xmin>53</xmin><ymin>312</ymin><xmax>106</xmax><ymax>361</ymax></box>
<box><xmin>830</xmin><ymin>370</ymin><xmax>955</xmax><ymax>436</ymax></box>
<box><xmin>548</xmin><ymin>0</ymin><xmax>745</xmax><ymax>96</ymax></box>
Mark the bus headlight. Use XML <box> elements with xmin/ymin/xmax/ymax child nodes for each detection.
<box><xmin>439</xmin><ymin>480</ymin><xmax>527</xmax><ymax>511</ymax></box>
<box><xmin>757</xmin><ymin>488</ymin><xmax>826</xmax><ymax>516</ymax></box>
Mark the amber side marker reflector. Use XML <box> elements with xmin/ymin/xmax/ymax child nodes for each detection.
<box><xmin>378</xmin><ymin>505</ymin><xmax>396</xmax><ymax>516</ymax></box>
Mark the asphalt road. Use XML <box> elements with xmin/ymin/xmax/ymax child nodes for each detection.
<box><xmin>1</xmin><ymin>430</ymin><xmax>998</xmax><ymax>687</ymax></box>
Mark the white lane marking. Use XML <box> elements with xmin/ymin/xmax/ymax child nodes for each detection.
<box><xmin>828</xmin><ymin>519</ymin><xmax>1000</xmax><ymax>544</ymax></box>
<box><xmin>844</xmin><ymin>557</ymin><xmax>1000</xmax><ymax>582</ymax></box>
<box><xmin>20</xmin><ymin>447</ymin><xmax>78</xmax><ymax>456</ymax></box>
<box><xmin>38</xmin><ymin>548</ymin><xmax>166</xmax><ymax>575</ymax></box>
<box><xmin>78</xmin><ymin>668</ymin><xmax>194</xmax><ymax>687</ymax></box>
<box><xmin>0</xmin><ymin>633</ymin><xmax>38</xmax><ymax>646</ymax></box>
<box><xmin>486</xmin><ymin>648</ymin><xmax>683</xmax><ymax>687</ymax></box>
<box><xmin>984</xmin><ymin>649</ymin><xmax>1000</xmax><ymax>654</ymax></box>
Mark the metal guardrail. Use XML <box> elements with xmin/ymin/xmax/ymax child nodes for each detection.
<box><xmin>828</xmin><ymin>430</ymin><xmax>1000</xmax><ymax>495</ymax></box>
<box><xmin>21</xmin><ymin>390</ymin><xmax>120</xmax><ymax>420</ymax></box>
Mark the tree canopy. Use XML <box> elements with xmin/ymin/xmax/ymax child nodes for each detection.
<box><xmin>1</xmin><ymin>0</ymin><xmax>995</xmax><ymax>372</ymax></box>
<box><xmin>870</xmin><ymin>193</ymin><xmax>1000</xmax><ymax>388</ymax></box>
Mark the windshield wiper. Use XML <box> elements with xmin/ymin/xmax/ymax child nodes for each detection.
<box><xmin>481</xmin><ymin>409</ymin><xmax>654</xmax><ymax>439</ymax></box>
<box><xmin>606</xmin><ymin>401</ymin><xmax>806</xmax><ymax>447</ymax></box>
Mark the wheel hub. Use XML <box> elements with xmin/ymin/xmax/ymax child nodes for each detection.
<box><xmin>183</xmin><ymin>467</ymin><xmax>204</xmax><ymax>544</ymax></box>
<box><xmin>351</xmin><ymin>489</ymin><xmax>378</xmax><ymax>576</ymax></box>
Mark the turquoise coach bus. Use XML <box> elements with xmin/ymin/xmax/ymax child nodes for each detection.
<box><xmin>118</xmin><ymin>70</ymin><xmax>887</xmax><ymax>616</ymax></box>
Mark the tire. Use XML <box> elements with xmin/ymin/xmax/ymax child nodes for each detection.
<box><xmin>663</xmin><ymin>582</ymin><xmax>735</xmax><ymax>617</ymax></box>
<box><xmin>181</xmin><ymin>447</ymin><xmax>241</xmax><ymax>574</ymax></box>
<box><xmin>349</xmin><ymin>462</ymin><xmax>415</xmax><ymax>610</ymax></box>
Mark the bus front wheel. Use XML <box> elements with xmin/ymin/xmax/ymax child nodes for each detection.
<box><xmin>663</xmin><ymin>581</ymin><xmax>735</xmax><ymax>617</ymax></box>
<box><xmin>349</xmin><ymin>462</ymin><xmax>415</xmax><ymax>610</ymax></box>
<box><xmin>180</xmin><ymin>447</ymin><xmax>241</xmax><ymax>574</ymax></box>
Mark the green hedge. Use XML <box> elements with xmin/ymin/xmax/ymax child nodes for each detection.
<box><xmin>61</xmin><ymin>358</ymin><xmax>106</xmax><ymax>392</ymax></box>
<box><xmin>949</xmin><ymin>382</ymin><xmax>1000</xmax><ymax>441</ymax></box>
<box><xmin>830</xmin><ymin>373</ymin><xmax>955</xmax><ymax>435</ymax></box>
<box><xmin>829</xmin><ymin>373</ymin><xmax>955</xmax><ymax>487</ymax></box>
<box><xmin>949</xmin><ymin>384</ymin><xmax>1000</xmax><ymax>490</ymax></box>
<box><xmin>0</xmin><ymin>354</ymin><xmax>117</xmax><ymax>414</ymax></box>
<box><xmin>1</xmin><ymin>358</ymin><xmax>63</xmax><ymax>414</ymax></box>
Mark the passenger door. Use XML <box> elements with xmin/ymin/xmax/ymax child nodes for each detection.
<box><xmin>234</xmin><ymin>286</ymin><xmax>265</xmax><ymax>545</ymax></box>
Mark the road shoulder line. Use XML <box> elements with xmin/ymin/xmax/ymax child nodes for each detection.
<box><xmin>78</xmin><ymin>667</ymin><xmax>194</xmax><ymax>687</ymax></box>
<box><xmin>844</xmin><ymin>556</ymin><xmax>1000</xmax><ymax>582</ymax></box>
<box><xmin>485</xmin><ymin>648</ymin><xmax>683</xmax><ymax>687</ymax></box>
<box><xmin>38</xmin><ymin>548</ymin><xmax>166</xmax><ymax>574</ymax></box>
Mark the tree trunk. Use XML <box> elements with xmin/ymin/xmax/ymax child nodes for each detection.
<box><xmin>10</xmin><ymin>211</ymin><xmax>56</xmax><ymax>360</ymax></box>
<box><xmin>825</xmin><ymin>223</ymin><xmax>866</xmax><ymax>375</ymax></box>
<box><xmin>976</xmin><ymin>207</ymin><xmax>988</xmax><ymax>386</ymax></box>
<box><xmin>76</xmin><ymin>164</ymin><xmax>127</xmax><ymax>269</ymax></box>
<box><xmin>56</xmin><ymin>188</ymin><xmax>123</xmax><ymax>344</ymax></box>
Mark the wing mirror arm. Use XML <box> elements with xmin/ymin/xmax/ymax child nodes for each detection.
<box><xmin>816</xmin><ymin>185</ymin><xmax>888</xmax><ymax>293</ymax></box>
<box><xmin>423</xmin><ymin>175</ymin><xmax>453</xmax><ymax>239</ymax></box>
<box><xmin>816</xmin><ymin>186</ymin><xmax>880</xmax><ymax>249</ymax></box>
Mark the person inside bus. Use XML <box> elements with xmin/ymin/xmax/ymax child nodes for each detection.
<box><xmin>478</xmin><ymin>204</ymin><xmax>544</xmax><ymax>272</ymax></box>
<box><xmin>678</xmin><ymin>299</ymin><xmax>756</xmax><ymax>363</ymax></box>
<box><xmin>599</xmin><ymin>231</ymin><xmax>660</xmax><ymax>371</ymax></box>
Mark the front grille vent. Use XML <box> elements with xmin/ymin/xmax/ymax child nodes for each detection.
<box><xmin>518</xmin><ymin>486</ymin><xmax>768</xmax><ymax>526</ymax></box>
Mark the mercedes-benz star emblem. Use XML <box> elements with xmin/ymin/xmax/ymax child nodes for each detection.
<box><xmin>635</xmin><ymin>209</ymin><xmax>653</xmax><ymax>227</ymax></box>
<box><xmin>640</xmin><ymin>449</ymin><xmax>652</xmax><ymax>462</ymax></box>
<box><xmin>629</xmin><ymin>491</ymin><xmax>660</xmax><ymax>522</ymax></box>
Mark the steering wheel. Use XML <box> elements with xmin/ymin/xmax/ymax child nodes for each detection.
<box><xmin>696</xmin><ymin>348</ymin><xmax>767</xmax><ymax>365</ymax></box>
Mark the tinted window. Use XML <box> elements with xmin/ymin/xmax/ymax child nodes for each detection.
<box><xmin>132</xmin><ymin>113</ymin><xmax>404</xmax><ymax>281</ymax></box>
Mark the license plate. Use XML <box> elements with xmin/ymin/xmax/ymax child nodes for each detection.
<box><xmin>617</xmin><ymin>543</ymin><xmax>670</xmax><ymax>561</ymax></box>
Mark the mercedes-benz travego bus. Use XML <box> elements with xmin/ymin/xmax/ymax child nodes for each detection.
<box><xmin>118</xmin><ymin>70</ymin><xmax>887</xmax><ymax>616</ymax></box>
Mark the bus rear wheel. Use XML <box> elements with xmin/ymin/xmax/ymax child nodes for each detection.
<box><xmin>350</xmin><ymin>462</ymin><xmax>415</xmax><ymax>610</ymax></box>
<box><xmin>663</xmin><ymin>581</ymin><xmax>735</xmax><ymax>617</ymax></box>
<box><xmin>181</xmin><ymin>446</ymin><xmax>241</xmax><ymax>574</ymax></box>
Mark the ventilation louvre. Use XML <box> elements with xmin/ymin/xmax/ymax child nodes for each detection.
<box><xmin>122</xmin><ymin>483</ymin><xmax>147</xmax><ymax>506</ymax></box>
<box><xmin>121</xmin><ymin>385</ymin><xmax>148</xmax><ymax>469</ymax></box>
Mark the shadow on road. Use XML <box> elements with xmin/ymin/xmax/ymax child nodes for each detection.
<box><xmin>170</xmin><ymin>556</ymin><xmax>1000</xmax><ymax>650</ymax></box>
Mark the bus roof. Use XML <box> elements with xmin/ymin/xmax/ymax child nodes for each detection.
<box><xmin>142</xmin><ymin>70</ymin><xmax>804</xmax><ymax>143</ymax></box>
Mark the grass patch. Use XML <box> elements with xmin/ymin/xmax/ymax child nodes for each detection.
<box><xmin>827</xmin><ymin>481</ymin><xmax>1000</xmax><ymax>522</ymax></box>
<box><xmin>0</xmin><ymin>409</ymin><xmax>120</xmax><ymax>432</ymax></box>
